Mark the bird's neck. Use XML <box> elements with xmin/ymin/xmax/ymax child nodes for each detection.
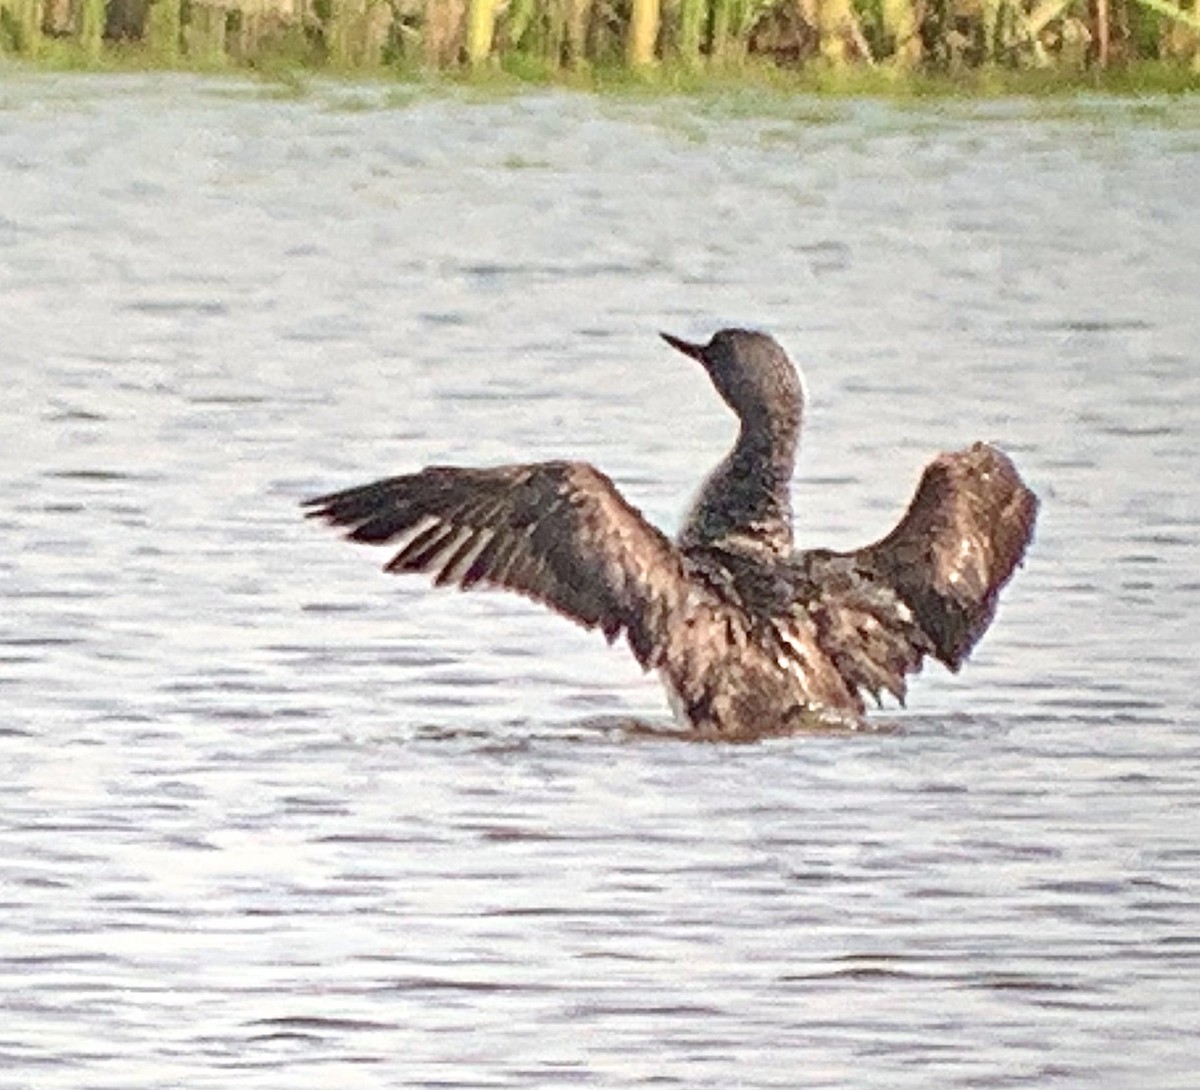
<box><xmin>680</xmin><ymin>416</ymin><xmax>798</xmax><ymax>557</ymax></box>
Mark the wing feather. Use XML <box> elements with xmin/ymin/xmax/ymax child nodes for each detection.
<box><xmin>304</xmin><ymin>461</ymin><xmax>687</xmax><ymax>669</ymax></box>
<box><xmin>861</xmin><ymin>441</ymin><xmax>1038</xmax><ymax>669</ymax></box>
<box><xmin>789</xmin><ymin>442</ymin><xmax>1036</xmax><ymax>711</ymax></box>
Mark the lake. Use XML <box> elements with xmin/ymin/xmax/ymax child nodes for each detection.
<box><xmin>2</xmin><ymin>72</ymin><xmax>1199</xmax><ymax>1088</ymax></box>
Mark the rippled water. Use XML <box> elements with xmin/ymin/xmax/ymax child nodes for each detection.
<box><xmin>3</xmin><ymin>73</ymin><xmax>1199</xmax><ymax>1087</ymax></box>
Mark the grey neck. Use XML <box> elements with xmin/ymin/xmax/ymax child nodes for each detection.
<box><xmin>680</xmin><ymin>416</ymin><xmax>798</xmax><ymax>556</ymax></box>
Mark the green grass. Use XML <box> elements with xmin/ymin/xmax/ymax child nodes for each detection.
<box><xmin>6</xmin><ymin>34</ymin><xmax>1200</xmax><ymax>101</ymax></box>
<box><xmin>457</xmin><ymin>55</ymin><xmax>1200</xmax><ymax>99</ymax></box>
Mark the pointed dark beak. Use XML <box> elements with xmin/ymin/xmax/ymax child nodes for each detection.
<box><xmin>660</xmin><ymin>331</ymin><xmax>707</xmax><ymax>363</ymax></box>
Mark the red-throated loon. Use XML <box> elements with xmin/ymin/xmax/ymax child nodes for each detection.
<box><xmin>304</xmin><ymin>329</ymin><xmax>1037</xmax><ymax>741</ymax></box>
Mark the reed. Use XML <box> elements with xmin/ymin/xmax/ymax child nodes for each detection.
<box><xmin>3</xmin><ymin>0</ymin><xmax>1200</xmax><ymax>77</ymax></box>
<box><xmin>146</xmin><ymin>0</ymin><xmax>182</xmax><ymax>60</ymax></box>
<box><xmin>677</xmin><ymin>0</ymin><xmax>706</xmax><ymax>62</ymax></box>
<box><xmin>183</xmin><ymin>3</ymin><xmax>228</xmax><ymax>65</ymax></box>
<box><xmin>708</xmin><ymin>0</ymin><xmax>738</xmax><ymax>60</ymax></box>
<box><xmin>79</xmin><ymin>0</ymin><xmax>106</xmax><ymax>57</ymax></box>
<box><xmin>881</xmin><ymin>0</ymin><xmax>921</xmax><ymax>66</ymax></box>
<box><xmin>627</xmin><ymin>0</ymin><xmax>660</xmax><ymax>65</ymax></box>
<box><xmin>466</xmin><ymin>0</ymin><xmax>498</xmax><ymax>63</ymax></box>
<box><xmin>5</xmin><ymin>0</ymin><xmax>41</xmax><ymax>54</ymax></box>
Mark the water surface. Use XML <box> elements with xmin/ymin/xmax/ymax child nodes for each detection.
<box><xmin>2</xmin><ymin>75</ymin><xmax>1199</xmax><ymax>1088</ymax></box>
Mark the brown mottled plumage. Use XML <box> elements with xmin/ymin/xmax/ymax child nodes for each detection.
<box><xmin>304</xmin><ymin>329</ymin><xmax>1037</xmax><ymax>740</ymax></box>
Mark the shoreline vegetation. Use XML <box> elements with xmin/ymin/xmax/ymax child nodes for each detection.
<box><xmin>1</xmin><ymin>0</ymin><xmax>1199</xmax><ymax>91</ymax></box>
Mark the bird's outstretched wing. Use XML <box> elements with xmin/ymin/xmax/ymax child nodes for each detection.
<box><xmin>303</xmin><ymin>461</ymin><xmax>687</xmax><ymax>668</ymax></box>
<box><xmin>792</xmin><ymin>443</ymin><xmax>1037</xmax><ymax>709</ymax></box>
<box><xmin>860</xmin><ymin>441</ymin><xmax>1038</xmax><ymax>670</ymax></box>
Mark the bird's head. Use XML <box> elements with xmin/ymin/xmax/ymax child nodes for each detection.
<box><xmin>660</xmin><ymin>328</ymin><xmax>804</xmax><ymax>434</ymax></box>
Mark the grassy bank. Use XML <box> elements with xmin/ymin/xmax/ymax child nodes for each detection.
<box><xmin>2</xmin><ymin>0</ymin><xmax>1199</xmax><ymax>92</ymax></box>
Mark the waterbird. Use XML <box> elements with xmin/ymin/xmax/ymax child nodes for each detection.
<box><xmin>304</xmin><ymin>329</ymin><xmax>1037</xmax><ymax>741</ymax></box>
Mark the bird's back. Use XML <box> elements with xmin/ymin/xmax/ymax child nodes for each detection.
<box><xmin>657</xmin><ymin>441</ymin><xmax>1037</xmax><ymax>737</ymax></box>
